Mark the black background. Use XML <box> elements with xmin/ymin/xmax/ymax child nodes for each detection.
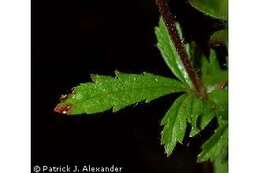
<box><xmin>32</xmin><ymin>0</ymin><xmax>223</xmax><ymax>172</ymax></box>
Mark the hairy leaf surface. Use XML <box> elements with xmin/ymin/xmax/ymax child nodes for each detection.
<box><xmin>161</xmin><ymin>94</ymin><xmax>189</xmax><ymax>156</ymax></box>
<box><xmin>55</xmin><ymin>72</ymin><xmax>186</xmax><ymax>115</ymax></box>
<box><xmin>155</xmin><ymin>18</ymin><xmax>192</xmax><ymax>87</ymax></box>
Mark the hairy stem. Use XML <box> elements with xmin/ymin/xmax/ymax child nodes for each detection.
<box><xmin>156</xmin><ymin>0</ymin><xmax>207</xmax><ymax>98</ymax></box>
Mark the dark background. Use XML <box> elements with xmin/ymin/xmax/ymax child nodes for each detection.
<box><xmin>32</xmin><ymin>0</ymin><xmax>224</xmax><ymax>172</ymax></box>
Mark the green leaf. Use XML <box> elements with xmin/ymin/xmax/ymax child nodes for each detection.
<box><xmin>161</xmin><ymin>94</ymin><xmax>189</xmax><ymax>156</ymax></box>
<box><xmin>54</xmin><ymin>72</ymin><xmax>186</xmax><ymax>115</ymax></box>
<box><xmin>208</xmin><ymin>89</ymin><xmax>228</xmax><ymax>122</ymax></box>
<box><xmin>160</xmin><ymin>89</ymin><xmax>227</xmax><ymax>157</ymax></box>
<box><xmin>198</xmin><ymin>124</ymin><xmax>228</xmax><ymax>162</ymax></box>
<box><xmin>190</xmin><ymin>89</ymin><xmax>228</xmax><ymax>137</ymax></box>
<box><xmin>200</xmin><ymin>49</ymin><xmax>228</xmax><ymax>131</ymax></box>
<box><xmin>189</xmin><ymin>0</ymin><xmax>228</xmax><ymax>20</ymax></box>
<box><xmin>155</xmin><ymin>18</ymin><xmax>192</xmax><ymax>87</ymax></box>
<box><xmin>198</xmin><ymin>123</ymin><xmax>228</xmax><ymax>173</ymax></box>
<box><xmin>190</xmin><ymin>99</ymin><xmax>216</xmax><ymax>137</ymax></box>
<box><xmin>189</xmin><ymin>96</ymin><xmax>204</xmax><ymax>136</ymax></box>
<box><xmin>209</xmin><ymin>29</ymin><xmax>228</xmax><ymax>48</ymax></box>
<box><xmin>199</xmin><ymin>101</ymin><xmax>216</xmax><ymax>130</ymax></box>
<box><xmin>201</xmin><ymin>49</ymin><xmax>227</xmax><ymax>93</ymax></box>
<box><xmin>214</xmin><ymin>155</ymin><xmax>228</xmax><ymax>173</ymax></box>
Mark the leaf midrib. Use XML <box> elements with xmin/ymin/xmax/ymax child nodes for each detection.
<box><xmin>74</xmin><ymin>84</ymin><xmax>185</xmax><ymax>103</ymax></box>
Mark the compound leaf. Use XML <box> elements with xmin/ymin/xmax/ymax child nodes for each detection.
<box><xmin>54</xmin><ymin>72</ymin><xmax>186</xmax><ymax>115</ymax></box>
<box><xmin>155</xmin><ymin>18</ymin><xmax>192</xmax><ymax>87</ymax></box>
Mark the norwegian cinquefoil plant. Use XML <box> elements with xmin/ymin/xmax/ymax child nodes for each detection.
<box><xmin>55</xmin><ymin>0</ymin><xmax>228</xmax><ymax>172</ymax></box>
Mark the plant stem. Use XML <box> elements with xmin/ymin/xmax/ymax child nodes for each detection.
<box><xmin>156</xmin><ymin>0</ymin><xmax>207</xmax><ymax>98</ymax></box>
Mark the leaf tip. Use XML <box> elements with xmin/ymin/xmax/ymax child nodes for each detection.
<box><xmin>58</xmin><ymin>94</ymin><xmax>68</xmax><ymax>101</ymax></box>
<box><xmin>114</xmin><ymin>70</ymin><xmax>120</xmax><ymax>77</ymax></box>
<box><xmin>90</xmin><ymin>73</ymin><xmax>97</xmax><ymax>82</ymax></box>
<box><xmin>197</xmin><ymin>153</ymin><xmax>207</xmax><ymax>163</ymax></box>
<box><xmin>164</xmin><ymin>146</ymin><xmax>174</xmax><ymax>158</ymax></box>
<box><xmin>112</xmin><ymin>106</ymin><xmax>119</xmax><ymax>113</ymax></box>
<box><xmin>54</xmin><ymin>103</ymin><xmax>72</xmax><ymax>115</ymax></box>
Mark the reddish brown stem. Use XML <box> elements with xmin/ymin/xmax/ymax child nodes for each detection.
<box><xmin>156</xmin><ymin>0</ymin><xmax>207</xmax><ymax>98</ymax></box>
